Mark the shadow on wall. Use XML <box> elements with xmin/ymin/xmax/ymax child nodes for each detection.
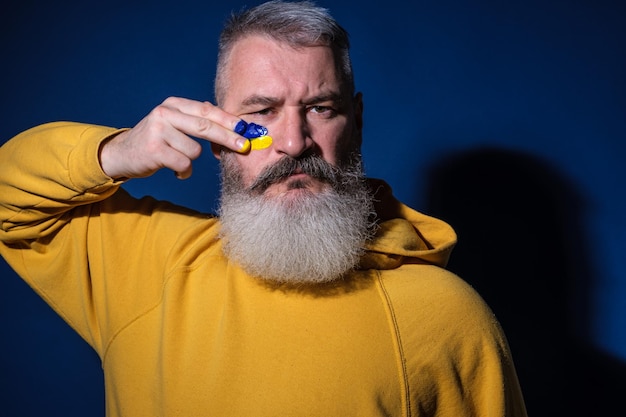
<box><xmin>424</xmin><ymin>147</ymin><xmax>626</xmax><ymax>416</ymax></box>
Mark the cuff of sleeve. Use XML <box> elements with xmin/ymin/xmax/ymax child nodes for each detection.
<box><xmin>68</xmin><ymin>125</ymin><xmax>129</xmax><ymax>194</ymax></box>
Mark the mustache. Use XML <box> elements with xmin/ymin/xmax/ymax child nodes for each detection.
<box><xmin>249</xmin><ymin>155</ymin><xmax>341</xmax><ymax>193</ymax></box>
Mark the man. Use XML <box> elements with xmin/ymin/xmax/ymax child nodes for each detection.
<box><xmin>0</xmin><ymin>1</ymin><xmax>527</xmax><ymax>416</ymax></box>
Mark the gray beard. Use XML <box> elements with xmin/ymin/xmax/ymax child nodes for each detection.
<box><xmin>218</xmin><ymin>152</ymin><xmax>376</xmax><ymax>285</ymax></box>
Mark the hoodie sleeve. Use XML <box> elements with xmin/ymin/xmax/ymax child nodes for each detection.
<box><xmin>0</xmin><ymin>122</ymin><xmax>129</xmax><ymax>350</ymax></box>
<box><xmin>0</xmin><ymin>122</ymin><xmax>125</xmax><ymax>241</ymax></box>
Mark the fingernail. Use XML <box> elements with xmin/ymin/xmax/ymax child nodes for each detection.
<box><xmin>236</xmin><ymin>138</ymin><xmax>250</xmax><ymax>153</ymax></box>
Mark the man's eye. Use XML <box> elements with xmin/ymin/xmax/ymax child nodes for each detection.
<box><xmin>253</xmin><ymin>108</ymin><xmax>273</xmax><ymax>116</ymax></box>
<box><xmin>309</xmin><ymin>106</ymin><xmax>336</xmax><ymax>117</ymax></box>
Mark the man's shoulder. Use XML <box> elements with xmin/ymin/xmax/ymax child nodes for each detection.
<box><xmin>377</xmin><ymin>264</ymin><xmax>496</xmax><ymax>331</ymax></box>
<box><xmin>378</xmin><ymin>263</ymin><xmax>472</xmax><ymax>298</ymax></box>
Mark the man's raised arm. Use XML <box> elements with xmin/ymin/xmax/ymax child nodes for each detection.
<box><xmin>0</xmin><ymin>97</ymin><xmax>248</xmax><ymax>241</ymax></box>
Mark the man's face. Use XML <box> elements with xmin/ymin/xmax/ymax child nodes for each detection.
<box><xmin>218</xmin><ymin>35</ymin><xmax>363</xmax><ymax>200</ymax></box>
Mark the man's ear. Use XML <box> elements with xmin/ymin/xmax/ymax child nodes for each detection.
<box><xmin>211</xmin><ymin>143</ymin><xmax>222</xmax><ymax>160</ymax></box>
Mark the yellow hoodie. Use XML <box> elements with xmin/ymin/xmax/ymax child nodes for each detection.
<box><xmin>0</xmin><ymin>122</ymin><xmax>527</xmax><ymax>417</ymax></box>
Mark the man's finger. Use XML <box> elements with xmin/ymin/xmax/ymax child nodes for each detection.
<box><xmin>158</xmin><ymin>98</ymin><xmax>250</xmax><ymax>153</ymax></box>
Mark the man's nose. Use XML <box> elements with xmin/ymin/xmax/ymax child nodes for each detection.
<box><xmin>272</xmin><ymin>111</ymin><xmax>313</xmax><ymax>158</ymax></box>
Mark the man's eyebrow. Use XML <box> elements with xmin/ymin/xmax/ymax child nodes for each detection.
<box><xmin>302</xmin><ymin>92</ymin><xmax>344</xmax><ymax>105</ymax></box>
<box><xmin>240</xmin><ymin>92</ymin><xmax>345</xmax><ymax>107</ymax></box>
<box><xmin>241</xmin><ymin>95</ymin><xmax>281</xmax><ymax>107</ymax></box>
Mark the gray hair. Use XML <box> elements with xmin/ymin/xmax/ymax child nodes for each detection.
<box><xmin>214</xmin><ymin>0</ymin><xmax>354</xmax><ymax>104</ymax></box>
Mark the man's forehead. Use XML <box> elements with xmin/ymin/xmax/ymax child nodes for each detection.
<box><xmin>223</xmin><ymin>36</ymin><xmax>347</xmax><ymax>107</ymax></box>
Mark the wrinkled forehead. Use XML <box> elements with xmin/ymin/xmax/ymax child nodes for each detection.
<box><xmin>216</xmin><ymin>35</ymin><xmax>350</xmax><ymax>104</ymax></box>
<box><xmin>223</xmin><ymin>36</ymin><xmax>345</xmax><ymax>102</ymax></box>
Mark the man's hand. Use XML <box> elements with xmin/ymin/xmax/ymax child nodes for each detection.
<box><xmin>99</xmin><ymin>97</ymin><xmax>249</xmax><ymax>180</ymax></box>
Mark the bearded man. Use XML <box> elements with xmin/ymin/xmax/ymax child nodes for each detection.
<box><xmin>0</xmin><ymin>1</ymin><xmax>527</xmax><ymax>416</ymax></box>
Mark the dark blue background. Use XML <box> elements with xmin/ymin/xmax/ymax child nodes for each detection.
<box><xmin>1</xmin><ymin>1</ymin><xmax>625</xmax><ymax>415</ymax></box>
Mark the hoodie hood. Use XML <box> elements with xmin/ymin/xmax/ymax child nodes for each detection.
<box><xmin>359</xmin><ymin>179</ymin><xmax>457</xmax><ymax>271</ymax></box>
